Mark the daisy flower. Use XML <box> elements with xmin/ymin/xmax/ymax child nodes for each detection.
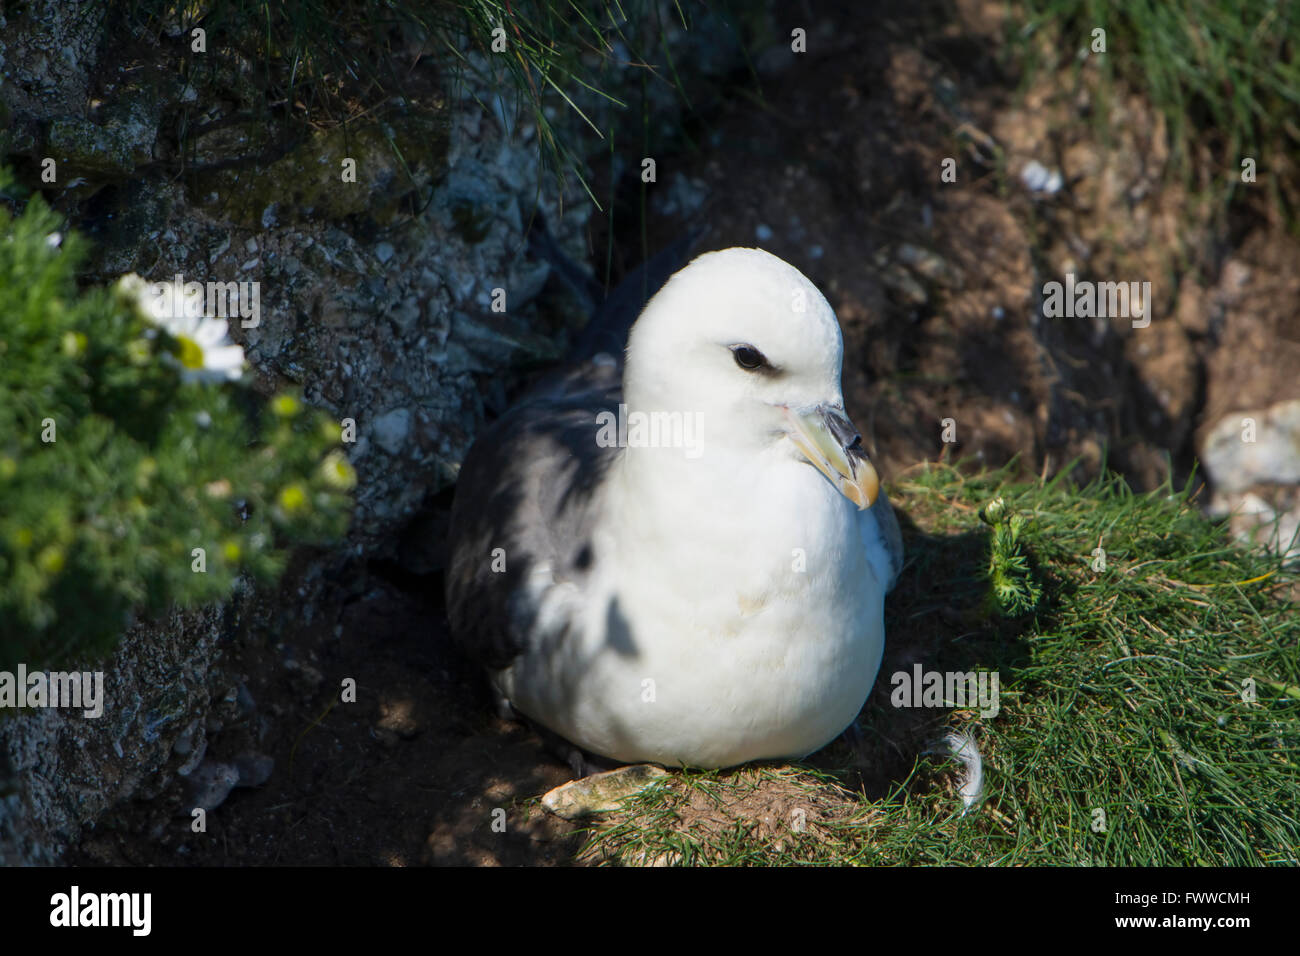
<box><xmin>115</xmin><ymin>273</ymin><xmax>246</xmax><ymax>384</ymax></box>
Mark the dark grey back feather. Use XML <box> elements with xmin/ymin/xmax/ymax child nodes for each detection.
<box><xmin>445</xmin><ymin>368</ymin><xmax>620</xmax><ymax>671</ymax></box>
<box><xmin>446</xmin><ymin>229</ymin><xmax>700</xmax><ymax>672</ymax></box>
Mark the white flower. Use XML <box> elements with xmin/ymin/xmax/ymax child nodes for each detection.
<box><xmin>155</xmin><ymin>309</ymin><xmax>246</xmax><ymax>384</ymax></box>
<box><xmin>115</xmin><ymin>273</ymin><xmax>246</xmax><ymax>384</ymax></box>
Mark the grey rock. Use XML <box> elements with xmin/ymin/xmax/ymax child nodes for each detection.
<box><xmin>172</xmin><ymin>719</ymin><xmax>199</xmax><ymax>757</ymax></box>
<box><xmin>1202</xmin><ymin>399</ymin><xmax>1300</xmax><ymax>494</ymax></box>
<box><xmin>0</xmin><ymin>605</ymin><xmax>223</xmax><ymax>865</ymax></box>
<box><xmin>1203</xmin><ymin>399</ymin><xmax>1300</xmax><ymax>564</ymax></box>
<box><xmin>390</xmin><ymin>295</ymin><xmax>422</xmax><ymax>333</ymax></box>
<box><xmin>185</xmin><ymin>761</ymin><xmax>240</xmax><ymax>813</ymax></box>
<box><xmin>373</xmin><ymin>408</ymin><xmax>413</xmax><ymax>456</ymax></box>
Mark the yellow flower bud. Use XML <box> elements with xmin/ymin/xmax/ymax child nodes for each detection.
<box><xmin>37</xmin><ymin>545</ymin><xmax>65</xmax><ymax>575</ymax></box>
<box><xmin>278</xmin><ymin>483</ymin><xmax>308</xmax><ymax>515</ymax></box>
<box><xmin>61</xmin><ymin>331</ymin><xmax>88</xmax><ymax>357</ymax></box>
<box><xmin>137</xmin><ymin>457</ymin><xmax>157</xmax><ymax>488</ymax></box>
<box><xmin>319</xmin><ymin>418</ymin><xmax>344</xmax><ymax>443</ymax></box>
<box><xmin>272</xmin><ymin>394</ymin><xmax>301</xmax><ymax>418</ymax></box>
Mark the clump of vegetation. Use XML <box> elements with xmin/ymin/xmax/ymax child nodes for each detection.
<box><xmin>576</xmin><ymin>464</ymin><xmax>1299</xmax><ymax>865</ymax></box>
<box><xmin>981</xmin><ymin>494</ymin><xmax>1043</xmax><ymax>616</ymax></box>
<box><xmin>1015</xmin><ymin>0</ymin><xmax>1300</xmax><ymax>216</ymax></box>
<box><xmin>0</xmin><ymin>170</ymin><xmax>353</xmax><ymax>673</ymax></box>
<box><xmin>109</xmin><ymin>0</ymin><xmax>688</xmax><ymax>200</ymax></box>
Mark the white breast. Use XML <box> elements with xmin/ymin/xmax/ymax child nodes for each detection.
<box><xmin>496</xmin><ymin>453</ymin><xmax>886</xmax><ymax>767</ymax></box>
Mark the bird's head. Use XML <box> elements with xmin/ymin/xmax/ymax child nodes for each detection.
<box><xmin>623</xmin><ymin>247</ymin><xmax>879</xmax><ymax>509</ymax></box>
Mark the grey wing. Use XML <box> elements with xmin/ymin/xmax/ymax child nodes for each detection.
<box><xmin>447</xmin><ymin>230</ymin><xmax>699</xmax><ymax>670</ymax></box>
<box><xmin>862</xmin><ymin>491</ymin><xmax>904</xmax><ymax>593</ymax></box>
<box><xmin>444</xmin><ymin>366</ymin><xmax>621</xmax><ymax>672</ymax></box>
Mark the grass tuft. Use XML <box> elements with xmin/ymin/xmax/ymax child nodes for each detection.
<box><xmin>1013</xmin><ymin>0</ymin><xmax>1300</xmax><ymax>221</ymax></box>
<box><xmin>107</xmin><ymin>0</ymin><xmax>682</xmax><ymax>203</ymax></box>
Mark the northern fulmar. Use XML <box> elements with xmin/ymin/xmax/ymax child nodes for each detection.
<box><xmin>446</xmin><ymin>247</ymin><xmax>903</xmax><ymax>769</ymax></box>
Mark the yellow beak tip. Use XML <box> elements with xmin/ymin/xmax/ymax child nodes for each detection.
<box><xmin>853</xmin><ymin>463</ymin><xmax>881</xmax><ymax>510</ymax></box>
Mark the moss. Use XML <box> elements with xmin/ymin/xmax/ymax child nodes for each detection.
<box><xmin>46</xmin><ymin>97</ymin><xmax>160</xmax><ymax>179</ymax></box>
<box><xmin>189</xmin><ymin>111</ymin><xmax>449</xmax><ymax>228</ymax></box>
<box><xmin>449</xmin><ymin>198</ymin><xmax>491</xmax><ymax>244</ymax></box>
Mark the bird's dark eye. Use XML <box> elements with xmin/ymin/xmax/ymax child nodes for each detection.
<box><xmin>731</xmin><ymin>345</ymin><xmax>768</xmax><ymax>371</ymax></box>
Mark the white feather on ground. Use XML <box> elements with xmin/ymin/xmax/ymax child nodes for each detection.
<box><xmin>941</xmin><ymin>730</ymin><xmax>984</xmax><ymax>813</ymax></box>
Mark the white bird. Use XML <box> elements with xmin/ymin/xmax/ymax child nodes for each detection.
<box><xmin>446</xmin><ymin>247</ymin><xmax>902</xmax><ymax>769</ymax></box>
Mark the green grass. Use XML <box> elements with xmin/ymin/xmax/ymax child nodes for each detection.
<box><xmin>574</xmin><ymin>462</ymin><xmax>1299</xmax><ymax>865</ymax></box>
<box><xmin>1014</xmin><ymin>0</ymin><xmax>1300</xmax><ymax>220</ymax></box>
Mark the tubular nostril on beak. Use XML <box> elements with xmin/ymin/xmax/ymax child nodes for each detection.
<box><xmin>783</xmin><ymin>403</ymin><xmax>881</xmax><ymax>509</ymax></box>
<box><xmin>824</xmin><ymin>407</ymin><xmax>864</xmax><ymax>452</ymax></box>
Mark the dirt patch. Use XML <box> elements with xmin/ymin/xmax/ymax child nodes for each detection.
<box><xmin>70</xmin><ymin>555</ymin><xmax>582</xmax><ymax>866</ymax></box>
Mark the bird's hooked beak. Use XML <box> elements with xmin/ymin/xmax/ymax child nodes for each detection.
<box><xmin>783</xmin><ymin>404</ymin><xmax>880</xmax><ymax>510</ymax></box>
